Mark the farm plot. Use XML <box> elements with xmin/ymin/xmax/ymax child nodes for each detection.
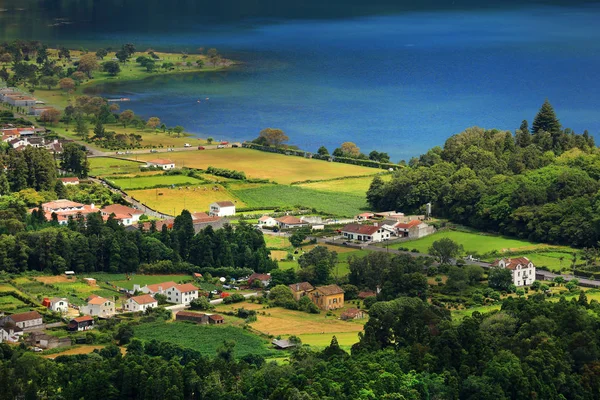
<box><xmin>129</xmin><ymin>184</ymin><xmax>244</xmax><ymax>215</ymax></box>
<box><xmin>0</xmin><ymin>295</ymin><xmax>27</xmax><ymax>312</ymax></box>
<box><xmin>299</xmin><ymin>174</ymin><xmax>393</xmax><ymax>196</ymax></box>
<box><xmin>232</xmin><ymin>184</ymin><xmax>368</xmax><ymax>217</ymax></box>
<box><xmin>89</xmin><ymin>157</ymin><xmax>143</xmax><ymax>176</ymax></box>
<box><xmin>94</xmin><ymin>274</ymin><xmax>190</xmax><ymax>291</ymax></box>
<box><xmin>134</xmin><ymin>148</ymin><xmax>381</xmax><ymax>184</ymax></box>
<box><xmin>107</xmin><ymin>175</ymin><xmax>204</xmax><ymax>190</ymax></box>
<box><xmin>134</xmin><ymin>322</ymin><xmax>274</xmax><ymax>358</ymax></box>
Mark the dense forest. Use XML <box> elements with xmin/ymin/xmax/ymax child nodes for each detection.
<box><xmin>1</xmin><ymin>294</ymin><xmax>600</xmax><ymax>399</ymax></box>
<box><xmin>367</xmin><ymin>100</ymin><xmax>600</xmax><ymax>247</ymax></box>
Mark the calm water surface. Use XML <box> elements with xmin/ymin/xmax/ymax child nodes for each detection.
<box><xmin>1</xmin><ymin>0</ymin><xmax>599</xmax><ymax>160</ymax></box>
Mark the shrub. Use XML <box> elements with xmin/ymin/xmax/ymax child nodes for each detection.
<box><xmin>223</xmin><ymin>293</ymin><xmax>245</xmax><ymax>304</ymax></box>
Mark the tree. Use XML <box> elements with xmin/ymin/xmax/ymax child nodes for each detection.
<box><xmin>207</xmin><ymin>137</ymin><xmax>214</xmax><ymax>144</ymax></box>
<box><xmin>102</xmin><ymin>61</ymin><xmax>121</xmax><ymax>76</ymax></box>
<box><xmin>115</xmin><ymin>324</ymin><xmax>134</xmax><ymax>345</ymax></box>
<box><xmin>95</xmin><ymin>48</ymin><xmax>108</xmax><ymax>59</ymax></box>
<box><xmin>71</xmin><ymin>71</ymin><xmax>86</xmax><ymax>84</ymax></box>
<box><xmin>146</xmin><ymin>117</ymin><xmax>161</xmax><ymax>130</ymax></box>
<box><xmin>488</xmin><ymin>267</ymin><xmax>513</xmax><ymax>291</ymax></box>
<box><xmin>258</xmin><ymin>128</ymin><xmax>289</xmax><ymax>147</ymax></box>
<box><xmin>428</xmin><ymin>238</ymin><xmax>463</xmax><ymax>264</ymax></box>
<box><xmin>532</xmin><ymin>99</ymin><xmax>561</xmax><ymax>135</ymax></box>
<box><xmin>115</xmin><ymin>49</ymin><xmax>129</xmax><ymax>63</ymax></box>
<box><xmin>0</xmin><ymin>53</ymin><xmax>12</xmax><ymax>64</ymax></box>
<box><xmin>61</xmin><ymin>143</ymin><xmax>89</xmax><ymax>177</ymax></box>
<box><xmin>290</xmin><ymin>227</ymin><xmax>310</xmax><ymax>247</ymax></box>
<box><xmin>190</xmin><ymin>296</ymin><xmax>213</xmax><ymax>311</ymax></box>
<box><xmin>93</xmin><ymin>120</ymin><xmax>105</xmax><ymax>139</ymax></box>
<box><xmin>317</xmin><ymin>146</ymin><xmax>329</xmax><ymax>156</ymax></box>
<box><xmin>78</xmin><ymin>53</ymin><xmax>99</xmax><ymax>78</ymax></box>
<box><xmin>58</xmin><ymin>46</ymin><xmax>71</xmax><ymax>60</ymax></box>
<box><xmin>340</xmin><ymin>142</ymin><xmax>360</xmax><ymax>157</ymax></box>
<box><xmin>173</xmin><ymin>126</ymin><xmax>185</xmax><ymax>136</ymax></box>
<box><xmin>40</xmin><ymin>108</ymin><xmax>61</xmax><ymax>125</ymax></box>
<box><xmin>39</xmin><ymin>75</ymin><xmax>58</xmax><ymax>89</ymax></box>
<box><xmin>269</xmin><ymin>285</ymin><xmax>294</xmax><ymax>307</ymax></box>
<box><xmin>75</xmin><ymin>114</ymin><xmax>88</xmax><ymax>139</ymax></box>
<box><xmin>58</xmin><ymin>77</ymin><xmax>75</xmax><ymax>91</ymax></box>
<box><xmin>120</xmin><ymin>110</ymin><xmax>135</xmax><ymax>127</ymax></box>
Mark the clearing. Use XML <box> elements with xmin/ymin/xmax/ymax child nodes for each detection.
<box><xmin>129</xmin><ymin>184</ymin><xmax>244</xmax><ymax>215</ymax></box>
<box><xmin>89</xmin><ymin>273</ymin><xmax>190</xmax><ymax>291</ymax></box>
<box><xmin>133</xmin><ymin>148</ymin><xmax>381</xmax><ymax>184</ymax></box>
<box><xmin>107</xmin><ymin>174</ymin><xmax>204</xmax><ymax>190</ymax></box>
<box><xmin>89</xmin><ymin>157</ymin><xmax>143</xmax><ymax>176</ymax></box>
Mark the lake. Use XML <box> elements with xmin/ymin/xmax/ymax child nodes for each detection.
<box><xmin>1</xmin><ymin>0</ymin><xmax>600</xmax><ymax>160</ymax></box>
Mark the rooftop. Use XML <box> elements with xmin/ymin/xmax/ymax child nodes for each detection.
<box><xmin>7</xmin><ymin>310</ymin><xmax>42</xmax><ymax>323</ymax></box>
<box><xmin>289</xmin><ymin>282</ymin><xmax>314</xmax><ymax>292</ymax></box>
<box><xmin>213</xmin><ymin>201</ymin><xmax>235</xmax><ymax>207</ymax></box>
<box><xmin>145</xmin><ymin>281</ymin><xmax>177</xmax><ymax>293</ymax></box>
<box><xmin>275</xmin><ymin>215</ymin><xmax>304</xmax><ymax>225</ymax></box>
<box><xmin>147</xmin><ymin>159</ymin><xmax>174</xmax><ymax>165</ymax></box>
<box><xmin>342</xmin><ymin>223</ymin><xmax>380</xmax><ymax>235</ymax></box>
<box><xmin>315</xmin><ymin>284</ymin><xmax>344</xmax><ymax>296</ymax></box>
<box><xmin>130</xmin><ymin>294</ymin><xmax>157</xmax><ymax>305</ymax></box>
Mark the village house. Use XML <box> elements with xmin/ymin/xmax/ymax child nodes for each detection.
<box><xmin>258</xmin><ymin>216</ymin><xmax>278</xmax><ymax>227</ymax></box>
<box><xmin>309</xmin><ymin>284</ymin><xmax>345</xmax><ymax>311</ymax></box>
<box><xmin>37</xmin><ymin>199</ymin><xmax>99</xmax><ymax>225</ymax></box>
<box><xmin>68</xmin><ymin>316</ymin><xmax>95</xmax><ymax>332</ymax></box>
<box><xmin>0</xmin><ymin>311</ymin><xmax>44</xmax><ymax>331</ymax></box>
<box><xmin>25</xmin><ymin>332</ymin><xmax>71</xmax><ymax>350</ymax></box>
<box><xmin>340</xmin><ymin>308</ymin><xmax>366</xmax><ymax>320</ymax></box>
<box><xmin>0</xmin><ymin>322</ymin><xmax>23</xmax><ymax>343</ymax></box>
<box><xmin>247</xmin><ymin>273</ymin><xmax>271</xmax><ymax>287</ymax></box>
<box><xmin>355</xmin><ymin>212</ymin><xmax>374</xmax><ymax>221</ymax></box>
<box><xmin>165</xmin><ymin>283</ymin><xmax>199</xmax><ymax>305</ymax></box>
<box><xmin>80</xmin><ymin>295</ymin><xmax>115</xmax><ymax>318</ymax></box>
<box><xmin>101</xmin><ymin>204</ymin><xmax>144</xmax><ymax>226</ymax></box>
<box><xmin>275</xmin><ymin>215</ymin><xmax>308</xmax><ymax>229</ymax></box>
<box><xmin>146</xmin><ymin>158</ymin><xmax>175</xmax><ymax>170</ymax></box>
<box><xmin>388</xmin><ymin>219</ymin><xmax>434</xmax><ymax>239</ymax></box>
<box><xmin>58</xmin><ymin>177</ymin><xmax>79</xmax><ymax>185</ymax></box>
<box><xmin>341</xmin><ymin>223</ymin><xmax>392</xmax><ymax>243</ymax></box>
<box><xmin>29</xmin><ymin>106</ymin><xmax>54</xmax><ymax>117</ymax></box>
<box><xmin>175</xmin><ymin>311</ymin><xmax>209</xmax><ymax>324</ymax></box>
<box><xmin>125</xmin><ymin>294</ymin><xmax>158</xmax><ymax>312</ymax></box>
<box><xmin>288</xmin><ymin>282</ymin><xmax>314</xmax><ymax>301</ymax></box>
<box><xmin>134</xmin><ymin>281</ymin><xmax>178</xmax><ymax>295</ymax></box>
<box><xmin>48</xmin><ymin>297</ymin><xmax>69</xmax><ymax>313</ymax></box>
<box><xmin>4</xmin><ymin>94</ymin><xmax>37</xmax><ymax>107</ymax></box>
<box><xmin>492</xmin><ymin>257</ymin><xmax>536</xmax><ymax>287</ymax></box>
<box><xmin>208</xmin><ymin>314</ymin><xmax>224</xmax><ymax>324</ymax></box>
<box><xmin>209</xmin><ymin>201</ymin><xmax>236</xmax><ymax>217</ymax></box>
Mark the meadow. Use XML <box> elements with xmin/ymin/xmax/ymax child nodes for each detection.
<box><xmin>87</xmin><ymin>273</ymin><xmax>191</xmax><ymax>291</ymax></box>
<box><xmin>107</xmin><ymin>174</ymin><xmax>204</xmax><ymax>190</ymax></box>
<box><xmin>134</xmin><ymin>322</ymin><xmax>274</xmax><ymax>358</ymax></box>
<box><xmin>231</xmin><ymin>184</ymin><xmax>368</xmax><ymax>217</ymax></box>
<box><xmin>89</xmin><ymin>157</ymin><xmax>144</xmax><ymax>176</ymax></box>
<box><xmin>298</xmin><ymin>174</ymin><xmax>392</xmax><ymax>196</ymax></box>
<box><xmin>129</xmin><ymin>184</ymin><xmax>244</xmax><ymax>215</ymax></box>
<box><xmin>134</xmin><ymin>149</ymin><xmax>381</xmax><ymax>184</ymax></box>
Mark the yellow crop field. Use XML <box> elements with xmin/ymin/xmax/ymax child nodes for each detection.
<box><xmin>129</xmin><ymin>184</ymin><xmax>244</xmax><ymax>215</ymax></box>
<box><xmin>133</xmin><ymin>148</ymin><xmax>382</xmax><ymax>184</ymax></box>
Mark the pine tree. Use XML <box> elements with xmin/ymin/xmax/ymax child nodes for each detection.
<box><xmin>503</xmin><ymin>131</ymin><xmax>515</xmax><ymax>152</ymax></box>
<box><xmin>93</xmin><ymin>119</ymin><xmax>105</xmax><ymax>140</ymax></box>
<box><xmin>516</xmin><ymin>120</ymin><xmax>532</xmax><ymax>147</ymax></box>
<box><xmin>75</xmin><ymin>114</ymin><xmax>88</xmax><ymax>140</ymax></box>
<box><xmin>532</xmin><ymin>99</ymin><xmax>561</xmax><ymax>134</ymax></box>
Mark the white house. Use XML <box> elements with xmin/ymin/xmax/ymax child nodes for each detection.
<box><xmin>165</xmin><ymin>283</ymin><xmax>199</xmax><ymax>305</ymax></box>
<box><xmin>134</xmin><ymin>281</ymin><xmax>178</xmax><ymax>295</ymax></box>
<box><xmin>124</xmin><ymin>294</ymin><xmax>158</xmax><ymax>312</ymax></box>
<box><xmin>49</xmin><ymin>297</ymin><xmax>69</xmax><ymax>313</ymax></box>
<box><xmin>0</xmin><ymin>323</ymin><xmax>23</xmax><ymax>343</ymax></box>
<box><xmin>80</xmin><ymin>295</ymin><xmax>115</xmax><ymax>318</ymax></box>
<box><xmin>4</xmin><ymin>95</ymin><xmax>37</xmax><ymax>107</ymax></box>
<box><xmin>493</xmin><ymin>257</ymin><xmax>536</xmax><ymax>287</ymax></box>
<box><xmin>101</xmin><ymin>204</ymin><xmax>144</xmax><ymax>226</ymax></box>
<box><xmin>275</xmin><ymin>216</ymin><xmax>308</xmax><ymax>229</ymax></box>
<box><xmin>0</xmin><ymin>311</ymin><xmax>43</xmax><ymax>330</ymax></box>
<box><xmin>209</xmin><ymin>201</ymin><xmax>236</xmax><ymax>217</ymax></box>
<box><xmin>146</xmin><ymin>158</ymin><xmax>175</xmax><ymax>170</ymax></box>
<box><xmin>258</xmin><ymin>216</ymin><xmax>278</xmax><ymax>227</ymax></box>
<box><xmin>341</xmin><ymin>223</ymin><xmax>391</xmax><ymax>243</ymax></box>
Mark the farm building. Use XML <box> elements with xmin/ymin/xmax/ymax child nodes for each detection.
<box><xmin>275</xmin><ymin>215</ymin><xmax>307</xmax><ymax>229</ymax></box>
<box><xmin>4</xmin><ymin>94</ymin><xmax>37</xmax><ymax>107</ymax></box>
<box><xmin>48</xmin><ymin>297</ymin><xmax>69</xmax><ymax>313</ymax></box>
<box><xmin>247</xmin><ymin>273</ymin><xmax>271</xmax><ymax>287</ymax></box>
<box><xmin>387</xmin><ymin>220</ymin><xmax>434</xmax><ymax>239</ymax></box>
<box><xmin>340</xmin><ymin>308</ymin><xmax>366</xmax><ymax>320</ymax></box>
<box><xmin>0</xmin><ymin>311</ymin><xmax>43</xmax><ymax>331</ymax></box>
<box><xmin>125</xmin><ymin>294</ymin><xmax>158</xmax><ymax>312</ymax></box>
<box><xmin>25</xmin><ymin>332</ymin><xmax>71</xmax><ymax>350</ymax></box>
<box><xmin>341</xmin><ymin>223</ymin><xmax>392</xmax><ymax>243</ymax></box>
<box><xmin>492</xmin><ymin>257</ymin><xmax>536</xmax><ymax>287</ymax></box>
<box><xmin>80</xmin><ymin>295</ymin><xmax>115</xmax><ymax>318</ymax></box>
<box><xmin>83</xmin><ymin>278</ymin><xmax>96</xmax><ymax>286</ymax></box>
<box><xmin>309</xmin><ymin>284</ymin><xmax>345</xmax><ymax>311</ymax></box>
<box><xmin>209</xmin><ymin>201</ymin><xmax>236</xmax><ymax>217</ymax></box>
<box><xmin>208</xmin><ymin>314</ymin><xmax>224</xmax><ymax>324</ymax></box>
<box><xmin>288</xmin><ymin>282</ymin><xmax>314</xmax><ymax>301</ymax></box>
<box><xmin>68</xmin><ymin>316</ymin><xmax>95</xmax><ymax>331</ymax></box>
<box><xmin>272</xmin><ymin>339</ymin><xmax>298</xmax><ymax>349</ymax></box>
<box><xmin>146</xmin><ymin>158</ymin><xmax>175</xmax><ymax>170</ymax></box>
<box><xmin>176</xmin><ymin>311</ymin><xmax>209</xmax><ymax>324</ymax></box>
<box><xmin>0</xmin><ymin>322</ymin><xmax>23</xmax><ymax>343</ymax></box>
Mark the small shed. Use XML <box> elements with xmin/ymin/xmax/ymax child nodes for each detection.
<box><xmin>65</xmin><ymin>271</ymin><xmax>75</xmax><ymax>276</ymax></box>
<box><xmin>272</xmin><ymin>339</ymin><xmax>298</xmax><ymax>349</ymax></box>
<box><xmin>208</xmin><ymin>314</ymin><xmax>224</xmax><ymax>324</ymax></box>
<box><xmin>340</xmin><ymin>308</ymin><xmax>366</xmax><ymax>321</ymax></box>
<box><xmin>176</xmin><ymin>311</ymin><xmax>208</xmax><ymax>324</ymax></box>
<box><xmin>83</xmin><ymin>278</ymin><xmax>96</xmax><ymax>286</ymax></box>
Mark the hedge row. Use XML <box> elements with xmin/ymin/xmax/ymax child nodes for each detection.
<box><xmin>206</xmin><ymin>166</ymin><xmax>246</xmax><ymax>180</ymax></box>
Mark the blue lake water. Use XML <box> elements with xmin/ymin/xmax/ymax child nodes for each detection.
<box><xmin>2</xmin><ymin>1</ymin><xmax>600</xmax><ymax>160</ymax></box>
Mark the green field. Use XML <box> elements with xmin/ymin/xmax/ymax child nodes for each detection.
<box><xmin>108</xmin><ymin>175</ymin><xmax>204</xmax><ymax>190</ymax></box>
<box><xmin>299</xmin><ymin>174</ymin><xmax>392</xmax><ymax>196</ymax></box>
<box><xmin>133</xmin><ymin>148</ymin><xmax>381</xmax><ymax>185</ymax></box>
<box><xmin>509</xmin><ymin>252</ymin><xmax>574</xmax><ymax>272</ymax></box>
<box><xmin>89</xmin><ymin>157</ymin><xmax>143</xmax><ymax>176</ymax></box>
<box><xmin>0</xmin><ymin>294</ymin><xmax>27</xmax><ymax>312</ymax></box>
<box><xmin>134</xmin><ymin>321</ymin><xmax>274</xmax><ymax>358</ymax></box>
<box><xmin>87</xmin><ymin>273</ymin><xmax>191</xmax><ymax>290</ymax></box>
<box><xmin>232</xmin><ymin>184</ymin><xmax>368</xmax><ymax>217</ymax></box>
<box><xmin>294</xmin><ymin>332</ymin><xmax>360</xmax><ymax>351</ymax></box>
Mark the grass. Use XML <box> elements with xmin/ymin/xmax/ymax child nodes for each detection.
<box><xmin>503</xmin><ymin>252</ymin><xmax>574</xmax><ymax>272</ymax></box>
<box><xmin>232</xmin><ymin>184</ymin><xmax>368</xmax><ymax>217</ymax></box>
<box><xmin>102</xmin><ymin>274</ymin><xmax>190</xmax><ymax>291</ymax></box>
<box><xmin>264</xmin><ymin>235</ymin><xmax>292</xmax><ymax>250</ymax></box>
<box><xmin>43</xmin><ymin>345</ymin><xmax>126</xmax><ymax>359</ymax></box>
<box><xmin>134</xmin><ymin>321</ymin><xmax>274</xmax><ymax>358</ymax></box>
<box><xmin>294</xmin><ymin>332</ymin><xmax>361</xmax><ymax>350</ymax></box>
<box><xmin>299</xmin><ymin>174</ymin><xmax>392</xmax><ymax>196</ymax></box>
<box><xmin>107</xmin><ymin>175</ymin><xmax>204</xmax><ymax>190</ymax></box>
<box><xmin>89</xmin><ymin>157</ymin><xmax>143</xmax><ymax>176</ymax></box>
<box><xmin>0</xmin><ymin>294</ymin><xmax>26</xmax><ymax>311</ymax></box>
<box><xmin>133</xmin><ymin>148</ymin><xmax>381</xmax><ymax>185</ymax></box>
<box><xmin>128</xmin><ymin>184</ymin><xmax>244</xmax><ymax>215</ymax></box>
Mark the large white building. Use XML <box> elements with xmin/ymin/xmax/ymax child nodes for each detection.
<box><xmin>134</xmin><ymin>281</ymin><xmax>178</xmax><ymax>295</ymax></box>
<box><xmin>80</xmin><ymin>295</ymin><xmax>115</xmax><ymax>318</ymax></box>
<box><xmin>493</xmin><ymin>257</ymin><xmax>536</xmax><ymax>287</ymax></box>
<box><xmin>0</xmin><ymin>311</ymin><xmax>43</xmax><ymax>331</ymax></box>
<box><xmin>209</xmin><ymin>201</ymin><xmax>236</xmax><ymax>217</ymax></box>
<box><xmin>341</xmin><ymin>223</ymin><xmax>392</xmax><ymax>243</ymax></box>
<box><xmin>165</xmin><ymin>283</ymin><xmax>199</xmax><ymax>305</ymax></box>
<box><xmin>124</xmin><ymin>294</ymin><xmax>158</xmax><ymax>312</ymax></box>
<box><xmin>49</xmin><ymin>297</ymin><xmax>69</xmax><ymax>313</ymax></box>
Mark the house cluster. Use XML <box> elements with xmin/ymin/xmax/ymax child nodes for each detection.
<box><xmin>0</xmin><ymin>311</ymin><xmax>44</xmax><ymax>343</ymax></box>
<box><xmin>32</xmin><ymin>200</ymin><xmax>145</xmax><ymax>226</ymax></box>
<box><xmin>340</xmin><ymin>213</ymin><xmax>434</xmax><ymax>243</ymax></box>
<box><xmin>1</xmin><ymin>125</ymin><xmax>66</xmax><ymax>154</ymax></box>
<box><xmin>175</xmin><ymin>311</ymin><xmax>224</xmax><ymax>324</ymax></box>
<box><xmin>133</xmin><ymin>281</ymin><xmax>199</xmax><ymax>305</ymax></box>
<box><xmin>1</xmin><ymin>87</ymin><xmax>38</xmax><ymax>108</ymax></box>
<box><xmin>289</xmin><ymin>282</ymin><xmax>345</xmax><ymax>311</ymax></box>
<box><xmin>492</xmin><ymin>257</ymin><xmax>537</xmax><ymax>287</ymax></box>
<box><xmin>132</xmin><ymin>211</ymin><xmax>226</xmax><ymax>233</ymax></box>
<box><xmin>258</xmin><ymin>215</ymin><xmax>308</xmax><ymax>229</ymax></box>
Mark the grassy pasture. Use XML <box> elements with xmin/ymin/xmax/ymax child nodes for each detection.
<box><xmin>134</xmin><ymin>148</ymin><xmax>380</xmax><ymax>184</ymax></box>
<box><xmin>294</xmin><ymin>332</ymin><xmax>361</xmax><ymax>350</ymax></box>
<box><xmin>89</xmin><ymin>157</ymin><xmax>143</xmax><ymax>176</ymax></box>
<box><xmin>108</xmin><ymin>174</ymin><xmax>204</xmax><ymax>190</ymax></box>
<box><xmin>232</xmin><ymin>184</ymin><xmax>368</xmax><ymax>217</ymax></box>
<box><xmin>0</xmin><ymin>295</ymin><xmax>27</xmax><ymax>311</ymax></box>
<box><xmin>134</xmin><ymin>322</ymin><xmax>274</xmax><ymax>358</ymax></box>
<box><xmin>129</xmin><ymin>184</ymin><xmax>244</xmax><ymax>215</ymax></box>
<box><xmin>299</xmin><ymin>174</ymin><xmax>392</xmax><ymax>196</ymax></box>
<box><xmin>96</xmin><ymin>274</ymin><xmax>190</xmax><ymax>290</ymax></box>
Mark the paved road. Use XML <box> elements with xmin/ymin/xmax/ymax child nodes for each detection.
<box><xmin>88</xmin><ymin>144</ymin><xmax>227</xmax><ymax>158</ymax></box>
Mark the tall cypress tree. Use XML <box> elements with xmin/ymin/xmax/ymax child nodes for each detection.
<box><xmin>532</xmin><ymin>99</ymin><xmax>561</xmax><ymax>134</ymax></box>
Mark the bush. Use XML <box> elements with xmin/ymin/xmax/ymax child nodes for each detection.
<box><xmin>236</xmin><ymin>308</ymin><xmax>257</xmax><ymax>319</ymax></box>
<box><xmin>363</xmin><ymin>296</ymin><xmax>378</xmax><ymax>309</ymax></box>
<box><xmin>223</xmin><ymin>293</ymin><xmax>245</xmax><ymax>304</ymax></box>
<box><xmin>190</xmin><ymin>296</ymin><xmax>213</xmax><ymax>311</ymax></box>
<box><xmin>206</xmin><ymin>166</ymin><xmax>246</xmax><ymax>180</ymax></box>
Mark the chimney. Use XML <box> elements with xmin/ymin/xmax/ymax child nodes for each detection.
<box><xmin>91</xmin><ymin>203</ymin><xmax>95</xmax><ymax>209</ymax></box>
